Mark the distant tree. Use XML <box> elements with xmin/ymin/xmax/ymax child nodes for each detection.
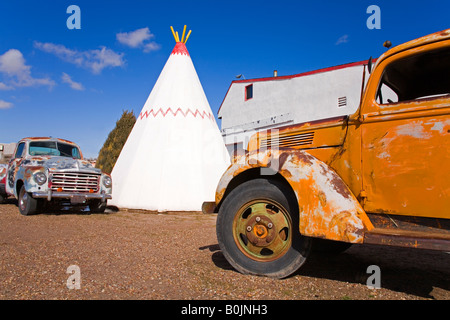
<box><xmin>96</xmin><ymin>110</ymin><xmax>136</xmax><ymax>174</ymax></box>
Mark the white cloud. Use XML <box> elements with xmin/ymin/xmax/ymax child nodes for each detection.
<box><xmin>0</xmin><ymin>99</ymin><xmax>13</xmax><ymax>109</ymax></box>
<box><xmin>143</xmin><ymin>42</ymin><xmax>161</xmax><ymax>53</ymax></box>
<box><xmin>0</xmin><ymin>82</ymin><xmax>14</xmax><ymax>90</ymax></box>
<box><xmin>116</xmin><ymin>27</ymin><xmax>161</xmax><ymax>53</ymax></box>
<box><xmin>0</xmin><ymin>49</ymin><xmax>55</xmax><ymax>89</ymax></box>
<box><xmin>336</xmin><ymin>35</ymin><xmax>349</xmax><ymax>45</ymax></box>
<box><xmin>117</xmin><ymin>28</ymin><xmax>152</xmax><ymax>48</ymax></box>
<box><xmin>61</xmin><ymin>72</ymin><xmax>84</xmax><ymax>91</ymax></box>
<box><xmin>34</xmin><ymin>42</ymin><xmax>125</xmax><ymax>74</ymax></box>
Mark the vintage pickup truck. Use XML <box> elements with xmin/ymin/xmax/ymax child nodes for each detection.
<box><xmin>206</xmin><ymin>29</ymin><xmax>450</xmax><ymax>278</ymax></box>
<box><xmin>4</xmin><ymin>137</ymin><xmax>112</xmax><ymax>215</ymax></box>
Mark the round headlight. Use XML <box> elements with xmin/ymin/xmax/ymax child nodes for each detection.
<box><xmin>103</xmin><ymin>175</ymin><xmax>112</xmax><ymax>188</ymax></box>
<box><xmin>34</xmin><ymin>172</ymin><xmax>47</xmax><ymax>185</ymax></box>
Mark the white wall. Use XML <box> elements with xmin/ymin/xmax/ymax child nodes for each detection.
<box><xmin>0</xmin><ymin>143</ymin><xmax>16</xmax><ymax>163</ymax></box>
<box><xmin>219</xmin><ymin>63</ymin><xmax>368</xmax><ymax>150</ymax></box>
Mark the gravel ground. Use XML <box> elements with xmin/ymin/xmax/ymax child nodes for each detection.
<box><xmin>0</xmin><ymin>201</ymin><xmax>449</xmax><ymax>301</ymax></box>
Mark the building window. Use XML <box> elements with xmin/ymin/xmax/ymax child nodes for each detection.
<box><xmin>245</xmin><ymin>84</ymin><xmax>253</xmax><ymax>101</ymax></box>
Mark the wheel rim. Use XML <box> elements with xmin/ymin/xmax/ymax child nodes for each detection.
<box><xmin>232</xmin><ymin>199</ymin><xmax>292</xmax><ymax>262</ymax></box>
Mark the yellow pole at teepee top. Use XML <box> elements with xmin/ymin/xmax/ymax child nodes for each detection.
<box><xmin>170</xmin><ymin>26</ymin><xmax>177</xmax><ymax>42</ymax></box>
<box><xmin>170</xmin><ymin>26</ymin><xmax>192</xmax><ymax>44</ymax></box>
<box><xmin>181</xmin><ymin>25</ymin><xmax>187</xmax><ymax>43</ymax></box>
<box><xmin>184</xmin><ymin>30</ymin><xmax>192</xmax><ymax>44</ymax></box>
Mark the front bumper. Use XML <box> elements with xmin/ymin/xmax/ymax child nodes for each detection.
<box><xmin>32</xmin><ymin>191</ymin><xmax>112</xmax><ymax>202</ymax></box>
<box><xmin>202</xmin><ymin>201</ymin><xmax>217</xmax><ymax>214</ymax></box>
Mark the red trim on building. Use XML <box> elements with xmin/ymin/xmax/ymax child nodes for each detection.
<box><xmin>234</xmin><ymin>60</ymin><xmax>370</xmax><ymax>84</ymax></box>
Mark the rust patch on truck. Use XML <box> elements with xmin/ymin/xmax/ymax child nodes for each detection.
<box><xmin>216</xmin><ymin>149</ymin><xmax>373</xmax><ymax>243</ymax></box>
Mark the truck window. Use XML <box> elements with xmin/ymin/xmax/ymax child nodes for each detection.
<box><xmin>29</xmin><ymin>141</ymin><xmax>59</xmax><ymax>156</ymax></box>
<box><xmin>29</xmin><ymin>141</ymin><xmax>82</xmax><ymax>159</ymax></box>
<box><xmin>377</xmin><ymin>83</ymin><xmax>398</xmax><ymax>104</ymax></box>
<box><xmin>57</xmin><ymin>142</ymin><xmax>81</xmax><ymax>159</ymax></box>
<box><xmin>377</xmin><ymin>46</ymin><xmax>450</xmax><ymax>105</ymax></box>
<box><xmin>14</xmin><ymin>143</ymin><xmax>25</xmax><ymax>158</ymax></box>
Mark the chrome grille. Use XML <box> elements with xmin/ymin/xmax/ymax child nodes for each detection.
<box><xmin>51</xmin><ymin>172</ymin><xmax>100</xmax><ymax>193</ymax></box>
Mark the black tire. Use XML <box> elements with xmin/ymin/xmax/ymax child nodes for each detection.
<box><xmin>216</xmin><ymin>178</ymin><xmax>312</xmax><ymax>278</ymax></box>
<box><xmin>89</xmin><ymin>199</ymin><xmax>107</xmax><ymax>213</ymax></box>
<box><xmin>0</xmin><ymin>193</ymin><xmax>6</xmax><ymax>204</ymax></box>
<box><xmin>18</xmin><ymin>186</ymin><xmax>38</xmax><ymax>216</ymax></box>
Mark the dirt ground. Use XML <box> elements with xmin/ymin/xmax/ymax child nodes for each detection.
<box><xmin>0</xmin><ymin>200</ymin><xmax>449</xmax><ymax>301</ymax></box>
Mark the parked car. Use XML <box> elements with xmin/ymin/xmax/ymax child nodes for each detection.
<box><xmin>0</xmin><ymin>164</ymin><xmax>7</xmax><ymax>203</ymax></box>
<box><xmin>5</xmin><ymin>137</ymin><xmax>112</xmax><ymax>215</ymax></box>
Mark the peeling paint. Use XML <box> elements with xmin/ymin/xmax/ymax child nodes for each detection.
<box><xmin>395</xmin><ymin>122</ymin><xmax>432</xmax><ymax>139</ymax></box>
<box><xmin>216</xmin><ymin>149</ymin><xmax>373</xmax><ymax>243</ymax></box>
<box><xmin>362</xmin><ymin>113</ymin><xmax>450</xmax><ymax>218</ymax></box>
<box><xmin>430</xmin><ymin>121</ymin><xmax>445</xmax><ymax>133</ymax></box>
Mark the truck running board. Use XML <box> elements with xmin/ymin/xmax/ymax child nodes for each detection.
<box><xmin>364</xmin><ymin>228</ymin><xmax>450</xmax><ymax>251</ymax></box>
<box><xmin>364</xmin><ymin>213</ymin><xmax>450</xmax><ymax>251</ymax></box>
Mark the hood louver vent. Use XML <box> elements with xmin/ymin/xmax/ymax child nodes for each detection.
<box><xmin>260</xmin><ymin>131</ymin><xmax>315</xmax><ymax>148</ymax></box>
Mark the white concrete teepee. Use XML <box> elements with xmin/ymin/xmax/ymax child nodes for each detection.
<box><xmin>110</xmin><ymin>26</ymin><xmax>230</xmax><ymax>212</ymax></box>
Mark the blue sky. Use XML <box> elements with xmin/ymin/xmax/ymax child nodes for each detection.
<box><xmin>0</xmin><ymin>0</ymin><xmax>448</xmax><ymax>158</ymax></box>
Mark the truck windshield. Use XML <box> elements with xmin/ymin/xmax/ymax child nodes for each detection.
<box><xmin>29</xmin><ymin>141</ymin><xmax>82</xmax><ymax>159</ymax></box>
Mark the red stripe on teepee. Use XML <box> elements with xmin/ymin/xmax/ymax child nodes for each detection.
<box><xmin>139</xmin><ymin>107</ymin><xmax>214</xmax><ymax>121</ymax></box>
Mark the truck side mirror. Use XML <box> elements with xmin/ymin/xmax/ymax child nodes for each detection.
<box><xmin>368</xmin><ymin>56</ymin><xmax>373</xmax><ymax>74</ymax></box>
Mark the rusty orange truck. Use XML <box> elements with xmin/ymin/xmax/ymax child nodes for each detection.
<box><xmin>204</xmin><ymin>29</ymin><xmax>450</xmax><ymax>278</ymax></box>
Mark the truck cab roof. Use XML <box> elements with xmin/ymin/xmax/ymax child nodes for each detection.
<box><xmin>19</xmin><ymin>137</ymin><xmax>77</xmax><ymax>145</ymax></box>
<box><xmin>374</xmin><ymin>28</ymin><xmax>450</xmax><ymax>69</ymax></box>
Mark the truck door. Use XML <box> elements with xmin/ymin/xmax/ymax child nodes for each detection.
<box><xmin>360</xmin><ymin>42</ymin><xmax>450</xmax><ymax>219</ymax></box>
<box><xmin>6</xmin><ymin>142</ymin><xmax>26</xmax><ymax>196</ymax></box>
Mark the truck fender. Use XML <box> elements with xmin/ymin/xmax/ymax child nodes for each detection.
<box><xmin>216</xmin><ymin>149</ymin><xmax>374</xmax><ymax>243</ymax></box>
<box><xmin>8</xmin><ymin>165</ymin><xmax>39</xmax><ymax>198</ymax></box>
